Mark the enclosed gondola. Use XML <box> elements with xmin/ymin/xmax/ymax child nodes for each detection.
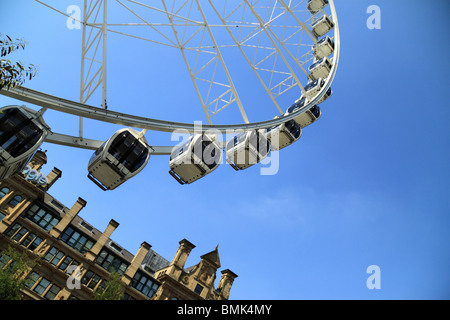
<box><xmin>0</xmin><ymin>105</ymin><xmax>50</xmax><ymax>181</ymax></box>
<box><xmin>308</xmin><ymin>57</ymin><xmax>333</xmax><ymax>80</ymax></box>
<box><xmin>311</xmin><ymin>15</ymin><xmax>335</xmax><ymax>38</ymax></box>
<box><xmin>226</xmin><ymin>130</ymin><xmax>271</xmax><ymax>171</ymax></box>
<box><xmin>317</xmin><ymin>87</ymin><xmax>333</xmax><ymax>104</ymax></box>
<box><xmin>169</xmin><ymin>134</ymin><xmax>222</xmax><ymax>184</ymax></box>
<box><xmin>265</xmin><ymin>118</ymin><xmax>302</xmax><ymax>151</ymax></box>
<box><xmin>304</xmin><ymin>78</ymin><xmax>326</xmax><ymax>101</ymax></box>
<box><xmin>87</xmin><ymin>128</ymin><xmax>151</xmax><ymax>190</ymax></box>
<box><xmin>313</xmin><ymin>36</ymin><xmax>335</xmax><ymax>60</ymax></box>
<box><xmin>286</xmin><ymin>98</ymin><xmax>322</xmax><ymax>128</ymax></box>
<box><xmin>307</xmin><ymin>0</ymin><xmax>329</xmax><ymax>13</ymax></box>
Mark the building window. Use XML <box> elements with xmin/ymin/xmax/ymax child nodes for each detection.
<box><xmin>0</xmin><ymin>211</ymin><xmax>5</xmax><ymax>221</ymax></box>
<box><xmin>44</xmin><ymin>284</ymin><xmax>61</xmax><ymax>300</ymax></box>
<box><xmin>3</xmin><ymin>254</ymin><xmax>61</xmax><ymax>300</ymax></box>
<box><xmin>33</xmin><ymin>277</ymin><xmax>51</xmax><ymax>295</ymax></box>
<box><xmin>41</xmin><ymin>246</ymin><xmax>78</xmax><ymax>273</ymax></box>
<box><xmin>24</xmin><ymin>203</ymin><xmax>60</xmax><ymax>231</ymax></box>
<box><xmin>0</xmin><ymin>187</ymin><xmax>10</xmax><ymax>199</ymax></box>
<box><xmin>96</xmin><ymin>249</ymin><xmax>129</xmax><ymax>275</ymax></box>
<box><xmin>5</xmin><ymin>223</ymin><xmax>20</xmax><ymax>238</ymax></box>
<box><xmin>25</xmin><ymin>271</ymin><xmax>41</xmax><ymax>289</ymax></box>
<box><xmin>81</xmin><ymin>270</ymin><xmax>103</xmax><ymax>290</ymax></box>
<box><xmin>20</xmin><ymin>232</ymin><xmax>42</xmax><ymax>251</ymax></box>
<box><xmin>131</xmin><ymin>271</ymin><xmax>160</xmax><ymax>299</ymax></box>
<box><xmin>0</xmin><ymin>253</ymin><xmax>11</xmax><ymax>270</ymax></box>
<box><xmin>194</xmin><ymin>284</ymin><xmax>204</xmax><ymax>295</ymax></box>
<box><xmin>24</xmin><ymin>271</ymin><xmax>59</xmax><ymax>299</ymax></box>
<box><xmin>60</xmin><ymin>226</ymin><xmax>95</xmax><ymax>254</ymax></box>
<box><xmin>43</xmin><ymin>247</ymin><xmax>65</xmax><ymax>266</ymax></box>
<box><xmin>59</xmin><ymin>256</ymin><xmax>78</xmax><ymax>273</ymax></box>
<box><xmin>123</xmin><ymin>293</ymin><xmax>136</xmax><ymax>300</ymax></box>
<box><xmin>5</xmin><ymin>223</ymin><xmax>27</xmax><ymax>242</ymax></box>
<box><xmin>12</xmin><ymin>225</ymin><xmax>28</xmax><ymax>242</ymax></box>
<box><xmin>4</xmin><ymin>223</ymin><xmax>42</xmax><ymax>250</ymax></box>
<box><xmin>8</xmin><ymin>195</ymin><xmax>22</xmax><ymax>207</ymax></box>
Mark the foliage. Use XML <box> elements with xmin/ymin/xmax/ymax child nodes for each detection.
<box><xmin>0</xmin><ymin>246</ymin><xmax>39</xmax><ymax>300</ymax></box>
<box><xmin>93</xmin><ymin>271</ymin><xmax>125</xmax><ymax>300</ymax></box>
<box><xmin>0</xmin><ymin>34</ymin><xmax>38</xmax><ymax>91</ymax></box>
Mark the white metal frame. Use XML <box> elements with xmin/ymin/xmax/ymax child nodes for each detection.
<box><xmin>3</xmin><ymin>0</ymin><xmax>340</xmax><ymax>154</ymax></box>
<box><xmin>79</xmin><ymin>0</ymin><xmax>108</xmax><ymax>137</ymax></box>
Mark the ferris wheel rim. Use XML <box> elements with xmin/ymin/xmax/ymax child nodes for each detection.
<box><xmin>6</xmin><ymin>0</ymin><xmax>339</xmax><ymax>135</ymax></box>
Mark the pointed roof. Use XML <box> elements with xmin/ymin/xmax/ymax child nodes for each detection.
<box><xmin>200</xmin><ymin>244</ymin><xmax>221</xmax><ymax>268</ymax></box>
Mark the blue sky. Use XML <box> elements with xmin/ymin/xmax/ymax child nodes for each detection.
<box><xmin>1</xmin><ymin>0</ymin><xmax>450</xmax><ymax>299</ymax></box>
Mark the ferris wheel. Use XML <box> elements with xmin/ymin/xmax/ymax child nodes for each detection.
<box><xmin>0</xmin><ymin>0</ymin><xmax>340</xmax><ymax>189</ymax></box>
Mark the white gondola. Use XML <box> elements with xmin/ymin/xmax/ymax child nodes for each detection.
<box><xmin>169</xmin><ymin>134</ymin><xmax>222</xmax><ymax>185</ymax></box>
<box><xmin>265</xmin><ymin>118</ymin><xmax>302</xmax><ymax>151</ymax></box>
<box><xmin>308</xmin><ymin>57</ymin><xmax>333</xmax><ymax>80</ymax></box>
<box><xmin>286</xmin><ymin>98</ymin><xmax>321</xmax><ymax>129</ymax></box>
<box><xmin>311</xmin><ymin>15</ymin><xmax>335</xmax><ymax>38</ymax></box>
<box><xmin>0</xmin><ymin>105</ymin><xmax>49</xmax><ymax>181</ymax></box>
<box><xmin>317</xmin><ymin>87</ymin><xmax>333</xmax><ymax>104</ymax></box>
<box><xmin>307</xmin><ymin>0</ymin><xmax>329</xmax><ymax>14</ymax></box>
<box><xmin>304</xmin><ymin>78</ymin><xmax>326</xmax><ymax>101</ymax></box>
<box><xmin>88</xmin><ymin>128</ymin><xmax>151</xmax><ymax>190</ymax></box>
<box><xmin>226</xmin><ymin>130</ymin><xmax>270</xmax><ymax>171</ymax></box>
<box><xmin>313</xmin><ymin>36</ymin><xmax>335</xmax><ymax>60</ymax></box>
<box><xmin>299</xmin><ymin>86</ymin><xmax>332</xmax><ymax>105</ymax></box>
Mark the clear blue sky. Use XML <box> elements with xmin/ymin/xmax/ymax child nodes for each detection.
<box><xmin>1</xmin><ymin>0</ymin><xmax>449</xmax><ymax>299</ymax></box>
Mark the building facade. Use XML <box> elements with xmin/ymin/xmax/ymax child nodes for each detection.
<box><xmin>0</xmin><ymin>151</ymin><xmax>237</xmax><ymax>300</ymax></box>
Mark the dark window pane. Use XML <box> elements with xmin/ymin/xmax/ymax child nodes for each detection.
<box><xmin>44</xmin><ymin>284</ymin><xmax>61</xmax><ymax>300</ymax></box>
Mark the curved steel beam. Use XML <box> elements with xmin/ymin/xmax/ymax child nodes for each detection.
<box><xmin>1</xmin><ymin>2</ymin><xmax>339</xmax><ymax>135</ymax></box>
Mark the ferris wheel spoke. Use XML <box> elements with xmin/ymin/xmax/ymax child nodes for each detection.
<box><xmin>194</xmin><ymin>0</ymin><xmax>249</xmax><ymax>124</ymax></box>
<box><xmin>28</xmin><ymin>0</ymin><xmax>339</xmax><ymax>138</ymax></box>
<box><xmin>115</xmin><ymin>0</ymin><xmax>178</xmax><ymax>47</ymax></box>
<box><xmin>276</xmin><ymin>0</ymin><xmax>317</xmax><ymax>42</ymax></box>
<box><xmin>157</xmin><ymin>0</ymin><xmax>250</xmax><ymax>124</ymax></box>
<box><xmin>209</xmin><ymin>1</ymin><xmax>283</xmax><ymax>114</ymax></box>
<box><xmin>242</xmin><ymin>0</ymin><xmax>306</xmax><ymax>96</ymax></box>
<box><xmin>253</xmin><ymin>0</ymin><xmax>317</xmax><ymax>82</ymax></box>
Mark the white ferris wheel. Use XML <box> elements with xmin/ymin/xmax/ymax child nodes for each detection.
<box><xmin>0</xmin><ymin>0</ymin><xmax>340</xmax><ymax>189</ymax></box>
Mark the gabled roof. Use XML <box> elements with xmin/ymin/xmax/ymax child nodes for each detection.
<box><xmin>200</xmin><ymin>244</ymin><xmax>221</xmax><ymax>268</ymax></box>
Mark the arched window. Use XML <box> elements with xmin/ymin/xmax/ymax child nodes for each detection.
<box><xmin>8</xmin><ymin>195</ymin><xmax>22</xmax><ymax>207</ymax></box>
<box><xmin>0</xmin><ymin>187</ymin><xmax>10</xmax><ymax>199</ymax></box>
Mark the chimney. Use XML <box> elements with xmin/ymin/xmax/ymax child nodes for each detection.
<box><xmin>217</xmin><ymin>269</ymin><xmax>238</xmax><ymax>300</ymax></box>
<box><xmin>49</xmin><ymin>197</ymin><xmax>87</xmax><ymax>238</ymax></box>
<box><xmin>85</xmin><ymin>219</ymin><xmax>120</xmax><ymax>261</ymax></box>
<box><xmin>170</xmin><ymin>239</ymin><xmax>196</xmax><ymax>269</ymax></box>
<box><xmin>122</xmin><ymin>242</ymin><xmax>152</xmax><ymax>285</ymax></box>
<box><xmin>28</xmin><ymin>150</ymin><xmax>47</xmax><ymax>171</ymax></box>
<box><xmin>45</xmin><ymin>167</ymin><xmax>62</xmax><ymax>190</ymax></box>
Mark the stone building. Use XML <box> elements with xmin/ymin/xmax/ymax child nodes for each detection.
<box><xmin>0</xmin><ymin>150</ymin><xmax>237</xmax><ymax>300</ymax></box>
